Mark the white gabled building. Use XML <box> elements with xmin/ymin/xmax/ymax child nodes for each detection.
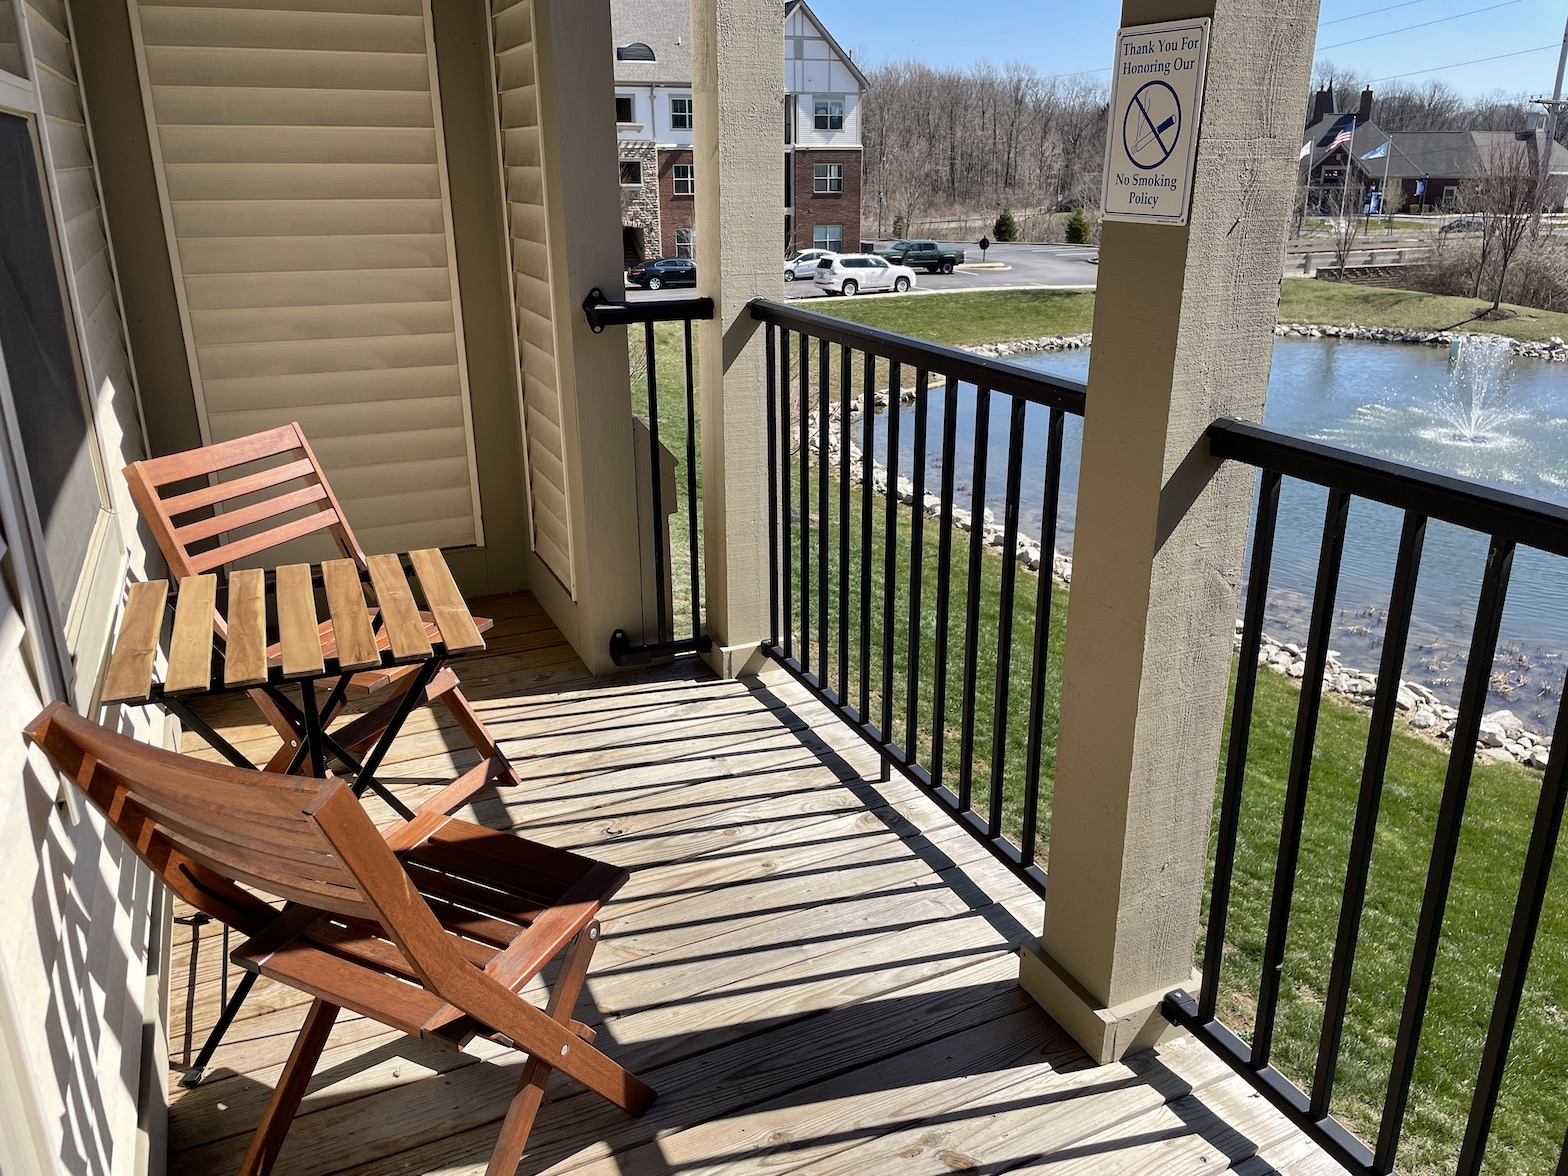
<box><xmin>612</xmin><ymin>0</ymin><xmax>867</xmax><ymax>262</ymax></box>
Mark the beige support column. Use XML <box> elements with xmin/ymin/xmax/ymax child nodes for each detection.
<box><xmin>1017</xmin><ymin>0</ymin><xmax>1320</xmax><ymax>1063</ymax></box>
<box><xmin>531</xmin><ymin>0</ymin><xmax>646</xmax><ymax>674</ymax></box>
<box><xmin>690</xmin><ymin>0</ymin><xmax>781</xmax><ymax>678</ymax></box>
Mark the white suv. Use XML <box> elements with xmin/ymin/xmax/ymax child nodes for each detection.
<box><xmin>813</xmin><ymin>253</ymin><xmax>916</xmax><ymax>297</ymax></box>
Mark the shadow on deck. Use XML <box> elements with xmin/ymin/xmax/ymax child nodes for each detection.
<box><xmin>166</xmin><ymin>592</ymin><xmax>1339</xmax><ymax>1175</ymax></box>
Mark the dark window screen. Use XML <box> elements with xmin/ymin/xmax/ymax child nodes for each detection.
<box><xmin>0</xmin><ymin>112</ymin><xmax>101</xmax><ymax>609</ymax></box>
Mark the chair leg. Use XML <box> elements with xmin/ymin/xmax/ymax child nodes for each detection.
<box><xmin>238</xmin><ymin>999</ymin><xmax>340</xmax><ymax>1176</ymax></box>
<box><xmin>484</xmin><ymin>922</ymin><xmax>646</xmax><ymax>1176</ymax></box>
<box><xmin>438</xmin><ymin>687</ymin><xmax>522</xmax><ymax>789</ymax></box>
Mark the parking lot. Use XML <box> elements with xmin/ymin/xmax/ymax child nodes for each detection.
<box><xmin>624</xmin><ymin>241</ymin><xmax>1100</xmax><ymax>304</ymax></box>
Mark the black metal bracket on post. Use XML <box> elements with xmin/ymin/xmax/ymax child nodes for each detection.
<box><xmin>581</xmin><ymin>288</ymin><xmax>714</xmax><ymax>333</ymax></box>
<box><xmin>609</xmin><ymin>629</ymin><xmax>713</xmax><ymax>668</ymax></box>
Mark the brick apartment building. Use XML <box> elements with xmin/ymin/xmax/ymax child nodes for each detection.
<box><xmin>612</xmin><ymin>0</ymin><xmax>866</xmax><ymax>264</ymax></box>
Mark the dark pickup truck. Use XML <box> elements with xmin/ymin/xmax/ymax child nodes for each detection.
<box><xmin>874</xmin><ymin>239</ymin><xmax>965</xmax><ymax>274</ymax></box>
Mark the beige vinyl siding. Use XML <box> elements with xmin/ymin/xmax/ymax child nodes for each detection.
<box><xmin>128</xmin><ymin>0</ymin><xmax>485</xmax><ymax>555</ymax></box>
<box><xmin>491</xmin><ymin>0</ymin><xmax>575</xmax><ymax>592</ymax></box>
<box><xmin>0</xmin><ymin>3</ymin><xmax>22</xmax><ymax>78</ymax></box>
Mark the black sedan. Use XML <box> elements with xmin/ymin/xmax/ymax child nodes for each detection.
<box><xmin>627</xmin><ymin>257</ymin><xmax>697</xmax><ymax>290</ymax></box>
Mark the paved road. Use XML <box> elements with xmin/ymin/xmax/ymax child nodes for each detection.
<box><xmin>624</xmin><ymin>241</ymin><xmax>1099</xmax><ymax>305</ymax></box>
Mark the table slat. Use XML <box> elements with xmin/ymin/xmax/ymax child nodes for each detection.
<box><xmin>322</xmin><ymin>559</ymin><xmax>381</xmax><ymax>671</ymax></box>
<box><xmin>165</xmin><ymin>575</ymin><xmax>218</xmax><ymax>694</ymax></box>
<box><xmin>103</xmin><ymin>581</ymin><xmax>168</xmax><ymax>704</ymax></box>
<box><xmin>366</xmin><ymin>554</ymin><xmax>431</xmax><ymax>661</ymax></box>
<box><xmin>275</xmin><ymin>563</ymin><xmax>325</xmax><ymax>679</ymax></box>
<box><xmin>223</xmin><ymin>568</ymin><xmax>269</xmax><ymax>688</ymax></box>
<box><xmin>408</xmin><ymin>549</ymin><xmax>485</xmax><ymax>654</ymax></box>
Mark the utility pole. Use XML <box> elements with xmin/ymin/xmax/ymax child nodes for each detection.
<box><xmin>1530</xmin><ymin>12</ymin><xmax>1568</xmax><ymax>230</ymax></box>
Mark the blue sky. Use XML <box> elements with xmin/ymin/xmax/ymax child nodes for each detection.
<box><xmin>808</xmin><ymin>0</ymin><xmax>1563</xmax><ymax>99</ymax></box>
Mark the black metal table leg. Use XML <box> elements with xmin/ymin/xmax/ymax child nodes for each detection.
<box><xmin>297</xmin><ymin>679</ymin><xmax>328</xmax><ymax>779</ymax></box>
<box><xmin>179</xmin><ymin>969</ymin><xmax>258</xmax><ymax>1088</ymax></box>
<box><xmin>160</xmin><ymin>697</ymin><xmax>257</xmax><ymax>771</ymax></box>
<box><xmin>348</xmin><ymin>659</ymin><xmax>441</xmax><ymax>819</ymax></box>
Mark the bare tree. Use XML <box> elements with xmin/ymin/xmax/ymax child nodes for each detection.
<box><xmin>1475</xmin><ymin>139</ymin><xmax>1545</xmax><ymax>310</ymax></box>
<box><xmin>860</xmin><ymin>60</ymin><xmax>1108</xmax><ymax>234</ymax></box>
<box><xmin>1328</xmin><ymin>177</ymin><xmax>1367</xmax><ymax>276</ymax></box>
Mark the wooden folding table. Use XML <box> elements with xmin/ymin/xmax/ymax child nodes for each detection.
<box><xmin>103</xmin><ymin>547</ymin><xmax>491</xmax><ymax>1084</ymax></box>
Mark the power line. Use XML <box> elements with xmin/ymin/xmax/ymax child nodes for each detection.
<box><xmin>1369</xmin><ymin>43</ymin><xmax>1557</xmax><ymax>83</ymax></box>
<box><xmin>1318</xmin><ymin>0</ymin><xmax>1521</xmax><ymax>51</ymax></box>
<box><xmin>1320</xmin><ymin>0</ymin><xmax>1426</xmax><ymax>27</ymax></box>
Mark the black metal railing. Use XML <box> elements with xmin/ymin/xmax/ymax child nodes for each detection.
<box><xmin>583</xmin><ymin>289</ymin><xmax>714</xmax><ymax>665</ymax></box>
<box><xmin>1168</xmin><ymin>418</ymin><xmax>1568</xmax><ymax>1176</ymax></box>
<box><xmin>751</xmin><ymin>298</ymin><xmax>1086</xmax><ymax>895</ymax></box>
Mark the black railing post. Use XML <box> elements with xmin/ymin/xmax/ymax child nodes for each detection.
<box><xmin>1311</xmin><ymin>510</ymin><xmax>1427</xmax><ymax>1118</ymax></box>
<box><xmin>582</xmin><ymin>292</ymin><xmax>714</xmax><ymax>666</ymax></box>
<box><xmin>1252</xmin><ymin>487</ymin><xmax>1351</xmax><ymax>1070</ymax></box>
<box><xmin>765</xmin><ymin>323</ymin><xmax>779</xmax><ymax>649</ymax></box>
<box><xmin>1376</xmin><ymin>536</ymin><xmax>1515</xmax><ymax>1174</ymax></box>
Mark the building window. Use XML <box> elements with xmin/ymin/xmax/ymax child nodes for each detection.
<box><xmin>619</xmin><ymin>159</ymin><xmax>642</xmax><ymax>186</ymax></box>
<box><xmin>813</xmin><ymin>224</ymin><xmax>842</xmax><ymax>251</ymax></box>
<box><xmin>615</xmin><ymin>95</ymin><xmax>636</xmax><ymax>124</ymax></box>
<box><xmin>813</xmin><ymin>163</ymin><xmax>844</xmax><ymax>194</ymax></box>
<box><xmin>675</xmin><ymin>228</ymin><xmax>696</xmax><ymax>258</ymax></box>
<box><xmin>670</xmin><ymin>96</ymin><xmax>693</xmax><ymax>131</ymax></box>
<box><xmin>672</xmin><ymin>162</ymin><xmax>694</xmax><ymax>196</ymax></box>
<box><xmin>813</xmin><ymin>98</ymin><xmax>844</xmax><ymax>131</ymax></box>
<box><xmin>784</xmin><ymin>160</ymin><xmax>792</xmax><ymax>208</ymax></box>
<box><xmin>784</xmin><ymin>99</ymin><xmax>794</xmax><ymax>145</ymax></box>
<box><xmin>616</xmin><ymin>43</ymin><xmax>656</xmax><ymax>61</ymax></box>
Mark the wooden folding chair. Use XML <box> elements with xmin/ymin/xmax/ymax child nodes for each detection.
<box><xmin>123</xmin><ymin>423</ymin><xmax>520</xmax><ymax>788</ymax></box>
<box><xmin>25</xmin><ymin>702</ymin><xmax>654</xmax><ymax>1176</ymax></box>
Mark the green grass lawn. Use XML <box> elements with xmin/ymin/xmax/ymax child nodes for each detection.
<box><xmin>807</xmin><ymin>279</ymin><xmax>1568</xmax><ymax>346</ymax></box>
<box><xmin>810</xmin><ymin>288</ymin><xmax>1096</xmax><ymax>348</ymax></box>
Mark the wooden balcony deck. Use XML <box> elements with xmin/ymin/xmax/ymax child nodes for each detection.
<box><xmin>166</xmin><ymin>592</ymin><xmax>1340</xmax><ymax>1175</ymax></box>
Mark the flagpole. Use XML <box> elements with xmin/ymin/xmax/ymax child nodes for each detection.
<box><xmin>1341</xmin><ymin>114</ymin><xmax>1356</xmax><ymax>221</ymax></box>
<box><xmin>1380</xmin><ymin>133</ymin><xmax>1392</xmax><ymax>233</ymax></box>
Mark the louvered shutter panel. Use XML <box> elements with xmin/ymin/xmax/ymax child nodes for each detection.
<box><xmin>128</xmin><ymin>0</ymin><xmax>484</xmax><ymax>555</ymax></box>
<box><xmin>491</xmin><ymin>0</ymin><xmax>575</xmax><ymax>594</ymax></box>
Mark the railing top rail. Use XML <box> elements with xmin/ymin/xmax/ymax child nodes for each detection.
<box><xmin>750</xmin><ymin>298</ymin><xmax>1087</xmax><ymax>415</ymax></box>
<box><xmin>583</xmin><ymin>288</ymin><xmax>715</xmax><ymax>333</ymax></box>
<box><xmin>1209</xmin><ymin>417</ymin><xmax>1568</xmax><ymax>559</ymax></box>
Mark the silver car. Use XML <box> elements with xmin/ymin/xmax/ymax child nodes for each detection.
<box><xmin>785</xmin><ymin>249</ymin><xmax>836</xmax><ymax>281</ymax></box>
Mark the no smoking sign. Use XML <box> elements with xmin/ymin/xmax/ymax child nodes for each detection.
<box><xmin>1100</xmin><ymin>18</ymin><xmax>1210</xmax><ymax>225</ymax></box>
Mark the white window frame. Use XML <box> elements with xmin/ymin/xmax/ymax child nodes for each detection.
<box><xmin>672</xmin><ymin>162</ymin><xmax>694</xmax><ymax>196</ymax></box>
<box><xmin>674</xmin><ymin>228</ymin><xmax>696</xmax><ymax>258</ymax></box>
<box><xmin>0</xmin><ymin>82</ymin><xmax>124</xmax><ymax>708</ymax></box>
<box><xmin>615</xmin><ymin>94</ymin><xmax>636</xmax><ymax>125</ymax></box>
<box><xmin>813</xmin><ymin>162</ymin><xmax>844</xmax><ymax>194</ymax></box>
<box><xmin>669</xmin><ymin>95</ymin><xmax>693</xmax><ymax>131</ymax></box>
<box><xmin>813</xmin><ymin>97</ymin><xmax>844</xmax><ymax>132</ymax></box>
<box><xmin>813</xmin><ymin>224</ymin><xmax>843</xmax><ymax>251</ymax></box>
<box><xmin>619</xmin><ymin>158</ymin><xmax>643</xmax><ymax>186</ymax></box>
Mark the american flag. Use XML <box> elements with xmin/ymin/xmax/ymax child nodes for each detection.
<box><xmin>1328</xmin><ymin>120</ymin><xmax>1355</xmax><ymax>152</ymax></box>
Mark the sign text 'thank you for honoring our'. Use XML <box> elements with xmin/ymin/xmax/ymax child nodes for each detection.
<box><xmin>1100</xmin><ymin>18</ymin><xmax>1211</xmax><ymax>227</ymax></box>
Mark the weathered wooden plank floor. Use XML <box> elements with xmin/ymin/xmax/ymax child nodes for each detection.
<box><xmin>165</xmin><ymin>591</ymin><xmax>1341</xmax><ymax>1175</ymax></box>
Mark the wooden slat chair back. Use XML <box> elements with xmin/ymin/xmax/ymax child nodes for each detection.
<box><xmin>122</xmin><ymin>423</ymin><xmax>518</xmax><ymax>790</ymax></box>
<box><xmin>25</xmin><ymin>702</ymin><xmax>653</xmax><ymax>1176</ymax></box>
<box><xmin>123</xmin><ymin>423</ymin><xmax>367</xmax><ymax>585</ymax></box>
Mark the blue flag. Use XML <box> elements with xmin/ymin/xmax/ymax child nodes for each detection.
<box><xmin>1362</xmin><ymin>141</ymin><xmax>1389</xmax><ymax>161</ymax></box>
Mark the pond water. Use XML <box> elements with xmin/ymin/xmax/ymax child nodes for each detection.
<box><xmin>857</xmin><ymin>336</ymin><xmax>1568</xmax><ymax>725</ymax></box>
